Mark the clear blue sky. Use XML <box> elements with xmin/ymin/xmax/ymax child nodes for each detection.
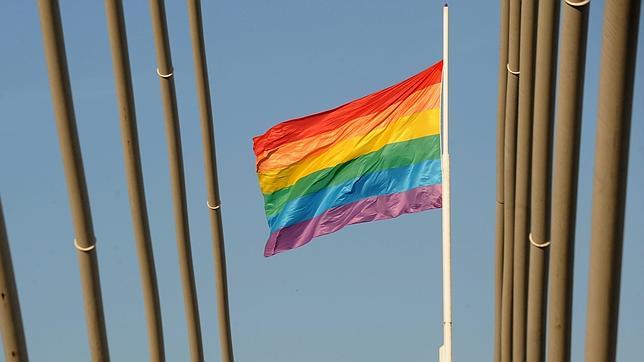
<box><xmin>1</xmin><ymin>1</ymin><xmax>643</xmax><ymax>361</ymax></box>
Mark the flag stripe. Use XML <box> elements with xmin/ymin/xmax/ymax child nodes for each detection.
<box><xmin>255</xmin><ymin>83</ymin><xmax>441</xmax><ymax>170</ymax></box>
<box><xmin>253</xmin><ymin>62</ymin><xmax>442</xmax><ymax>157</ymax></box>
<box><xmin>267</xmin><ymin>158</ymin><xmax>442</xmax><ymax>232</ymax></box>
<box><xmin>258</xmin><ymin>108</ymin><xmax>440</xmax><ymax>193</ymax></box>
<box><xmin>264</xmin><ymin>184</ymin><xmax>443</xmax><ymax>256</ymax></box>
<box><xmin>263</xmin><ymin>134</ymin><xmax>441</xmax><ymax>217</ymax></box>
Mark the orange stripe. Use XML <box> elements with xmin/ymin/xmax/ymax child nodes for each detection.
<box><xmin>256</xmin><ymin>83</ymin><xmax>441</xmax><ymax>173</ymax></box>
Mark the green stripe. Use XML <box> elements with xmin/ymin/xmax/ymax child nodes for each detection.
<box><xmin>263</xmin><ymin>134</ymin><xmax>441</xmax><ymax>217</ymax></box>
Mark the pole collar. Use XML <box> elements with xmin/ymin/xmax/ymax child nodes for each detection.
<box><xmin>156</xmin><ymin>68</ymin><xmax>174</xmax><ymax>78</ymax></box>
<box><xmin>507</xmin><ymin>63</ymin><xmax>520</xmax><ymax>75</ymax></box>
<box><xmin>74</xmin><ymin>238</ymin><xmax>96</xmax><ymax>252</ymax></box>
<box><xmin>529</xmin><ymin>233</ymin><xmax>550</xmax><ymax>248</ymax></box>
<box><xmin>207</xmin><ymin>201</ymin><xmax>221</xmax><ymax>210</ymax></box>
<box><xmin>564</xmin><ymin>0</ymin><xmax>590</xmax><ymax>7</ymax></box>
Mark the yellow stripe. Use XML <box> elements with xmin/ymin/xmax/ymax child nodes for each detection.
<box><xmin>258</xmin><ymin>108</ymin><xmax>440</xmax><ymax>194</ymax></box>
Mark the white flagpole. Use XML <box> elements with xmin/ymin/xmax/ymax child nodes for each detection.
<box><xmin>440</xmin><ymin>4</ymin><xmax>453</xmax><ymax>362</ymax></box>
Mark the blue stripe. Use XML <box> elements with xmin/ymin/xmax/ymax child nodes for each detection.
<box><xmin>268</xmin><ymin>158</ymin><xmax>442</xmax><ymax>232</ymax></box>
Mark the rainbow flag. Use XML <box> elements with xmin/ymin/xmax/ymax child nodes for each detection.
<box><xmin>253</xmin><ymin>60</ymin><xmax>443</xmax><ymax>256</ymax></box>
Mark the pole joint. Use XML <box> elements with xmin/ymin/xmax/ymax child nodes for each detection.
<box><xmin>156</xmin><ymin>68</ymin><xmax>174</xmax><ymax>78</ymax></box>
<box><xmin>507</xmin><ymin>63</ymin><xmax>520</xmax><ymax>75</ymax></box>
<box><xmin>74</xmin><ymin>238</ymin><xmax>96</xmax><ymax>252</ymax></box>
<box><xmin>564</xmin><ymin>0</ymin><xmax>590</xmax><ymax>7</ymax></box>
<box><xmin>529</xmin><ymin>233</ymin><xmax>550</xmax><ymax>248</ymax></box>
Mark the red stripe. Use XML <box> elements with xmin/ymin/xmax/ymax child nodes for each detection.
<box><xmin>253</xmin><ymin>61</ymin><xmax>443</xmax><ymax>157</ymax></box>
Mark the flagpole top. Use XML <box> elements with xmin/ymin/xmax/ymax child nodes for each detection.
<box><xmin>444</xmin><ymin>3</ymin><xmax>448</xmax><ymax>7</ymax></box>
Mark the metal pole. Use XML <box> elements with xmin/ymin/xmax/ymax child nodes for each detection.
<box><xmin>512</xmin><ymin>0</ymin><xmax>537</xmax><ymax>359</ymax></box>
<box><xmin>584</xmin><ymin>1</ymin><xmax>641</xmax><ymax>361</ymax></box>
<box><xmin>0</xmin><ymin>200</ymin><xmax>29</xmax><ymax>361</ymax></box>
<box><xmin>148</xmin><ymin>1</ymin><xmax>204</xmax><ymax>360</ymax></box>
<box><xmin>526</xmin><ymin>1</ymin><xmax>560</xmax><ymax>361</ymax></box>
<box><xmin>494</xmin><ymin>0</ymin><xmax>510</xmax><ymax>359</ymax></box>
<box><xmin>501</xmin><ymin>0</ymin><xmax>521</xmax><ymax>360</ymax></box>
<box><xmin>37</xmin><ymin>1</ymin><xmax>111</xmax><ymax>360</ymax></box>
<box><xmin>546</xmin><ymin>1</ymin><xmax>589</xmax><ymax>361</ymax></box>
<box><xmin>103</xmin><ymin>1</ymin><xmax>165</xmax><ymax>360</ymax></box>
<box><xmin>186</xmin><ymin>1</ymin><xmax>234</xmax><ymax>361</ymax></box>
<box><xmin>439</xmin><ymin>5</ymin><xmax>452</xmax><ymax>362</ymax></box>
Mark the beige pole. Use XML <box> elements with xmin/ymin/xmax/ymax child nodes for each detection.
<box><xmin>546</xmin><ymin>1</ymin><xmax>590</xmax><ymax>361</ymax></box>
<box><xmin>37</xmin><ymin>1</ymin><xmax>111</xmax><ymax>360</ymax></box>
<box><xmin>584</xmin><ymin>1</ymin><xmax>640</xmax><ymax>361</ymax></box>
<box><xmin>186</xmin><ymin>1</ymin><xmax>234</xmax><ymax>361</ymax></box>
<box><xmin>148</xmin><ymin>0</ymin><xmax>204</xmax><ymax>360</ymax></box>
<box><xmin>0</xmin><ymin>200</ymin><xmax>29</xmax><ymax>361</ymax></box>
<box><xmin>104</xmin><ymin>0</ymin><xmax>166</xmax><ymax>360</ymax></box>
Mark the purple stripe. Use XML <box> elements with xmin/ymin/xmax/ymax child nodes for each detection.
<box><xmin>264</xmin><ymin>184</ymin><xmax>442</xmax><ymax>256</ymax></box>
